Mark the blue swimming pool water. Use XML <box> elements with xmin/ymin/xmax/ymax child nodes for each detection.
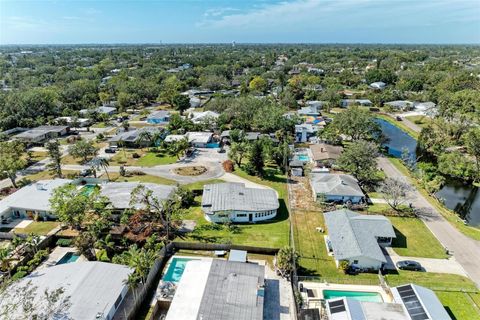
<box><xmin>296</xmin><ymin>155</ymin><xmax>310</xmax><ymax>162</ymax></box>
<box><xmin>81</xmin><ymin>184</ymin><xmax>97</xmax><ymax>196</ymax></box>
<box><xmin>162</xmin><ymin>257</ymin><xmax>197</xmax><ymax>283</ymax></box>
<box><xmin>323</xmin><ymin>290</ymin><xmax>383</xmax><ymax>302</ymax></box>
<box><xmin>56</xmin><ymin>252</ymin><xmax>80</xmax><ymax>265</ymax></box>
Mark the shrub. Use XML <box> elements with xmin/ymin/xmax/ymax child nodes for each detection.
<box><xmin>222</xmin><ymin>160</ymin><xmax>234</xmax><ymax>172</ymax></box>
<box><xmin>56</xmin><ymin>238</ymin><xmax>73</xmax><ymax>247</ymax></box>
<box><xmin>11</xmin><ymin>271</ymin><xmax>27</xmax><ymax>281</ymax></box>
<box><xmin>96</xmin><ymin>249</ymin><xmax>110</xmax><ymax>262</ymax></box>
<box><xmin>339</xmin><ymin>260</ymin><xmax>350</xmax><ymax>273</ymax></box>
<box><xmin>243</xmin><ymin>163</ymin><xmax>256</xmax><ymax>176</ymax></box>
<box><xmin>132</xmin><ymin>152</ymin><xmax>141</xmax><ymax>158</ymax></box>
<box><xmin>130</xmin><ymin>170</ymin><xmax>146</xmax><ymax>176</ymax></box>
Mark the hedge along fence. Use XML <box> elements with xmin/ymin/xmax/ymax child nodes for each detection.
<box><xmin>125</xmin><ymin>242</ymin><xmax>280</xmax><ymax>320</ymax></box>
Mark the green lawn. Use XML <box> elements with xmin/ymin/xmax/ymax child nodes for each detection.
<box><xmin>390</xmin><ymin>216</ymin><xmax>448</xmax><ymax>258</ymax></box>
<box><xmin>436</xmin><ymin>291</ymin><xmax>480</xmax><ymax>320</ymax></box>
<box><xmin>108</xmin><ymin>173</ymin><xmax>176</xmax><ymax>185</ymax></box>
<box><xmin>388</xmin><ymin>157</ymin><xmax>480</xmax><ymax>241</ymax></box>
<box><xmin>14</xmin><ymin>221</ymin><xmax>60</xmax><ymax>235</ymax></box>
<box><xmin>184</xmin><ymin>179</ymin><xmax>225</xmax><ymax>191</ymax></box>
<box><xmin>136</xmin><ymin>151</ymin><xmax>177</xmax><ymax>166</ymax></box>
<box><xmin>177</xmin><ymin>167</ymin><xmax>290</xmax><ymax>248</ymax></box>
<box><xmin>405</xmin><ymin>115</ymin><xmax>432</xmax><ymax>128</ymax></box>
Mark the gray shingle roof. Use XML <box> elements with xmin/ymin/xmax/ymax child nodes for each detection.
<box><xmin>101</xmin><ymin>182</ymin><xmax>176</xmax><ymax>210</ymax></box>
<box><xmin>148</xmin><ymin>110</ymin><xmax>170</xmax><ymax>119</ymax></box>
<box><xmin>310</xmin><ymin>173</ymin><xmax>364</xmax><ymax>197</ymax></box>
<box><xmin>201</xmin><ymin>183</ymin><xmax>279</xmax><ymax>213</ymax></box>
<box><xmin>324</xmin><ymin>209</ymin><xmax>396</xmax><ymax>262</ymax></box>
<box><xmin>197</xmin><ymin>259</ymin><xmax>265</xmax><ymax>320</ymax></box>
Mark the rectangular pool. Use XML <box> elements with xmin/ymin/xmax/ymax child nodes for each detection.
<box><xmin>296</xmin><ymin>155</ymin><xmax>310</xmax><ymax>162</ymax></box>
<box><xmin>162</xmin><ymin>257</ymin><xmax>198</xmax><ymax>283</ymax></box>
<box><xmin>56</xmin><ymin>252</ymin><xmax>80</xmax><ymax>265</ymax></box>
<box><xmin>323</xmin><ymin>290</ymin><xmax>383</xmax><ymax>302</ymax></box>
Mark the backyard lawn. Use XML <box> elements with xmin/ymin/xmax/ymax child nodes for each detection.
<box><xmin>14</xmin><ymin>221</ymin><xmax>59</xmax><ymax>235</ymax></box>
<box><xmin>436</xmin><ymin>291</ymin><xmax>480</xmax><ymax>320</ymax></box>
<box><xmin>405</xmin><ymin>115</ymin><xmax>432</xmax><ymax>128</ymax></box>
<box><xmin>108</xmin><ymin>172</ymin><xmax>176</xmax><ymax>185</ymax></box>
<box><xmin>390</xmin><ymin>216</ymin><xmax>448</xmax><ymax>258</ymax></box>
<box><xmin>177</xmin><ymin>167</ymin><xmax>290</xmax><ymax>248</ymax></box>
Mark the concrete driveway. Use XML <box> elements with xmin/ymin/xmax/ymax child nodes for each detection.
<box><xmin>383</xmin><ymin>247</ymin><xmax>468</xmax><ymax>277</ymax></box>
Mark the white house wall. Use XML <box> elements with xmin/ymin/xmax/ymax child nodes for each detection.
<box><xmin>204</xmin><ymin>209</ymin><xmax>277</xmax><ymax>223</ymax></box>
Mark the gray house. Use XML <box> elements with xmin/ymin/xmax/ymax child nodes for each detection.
<box><xmin>13</xmin><ymin>125</ymin><xmax>69</xmax><ymax>144</ymax></box>
<box><xmin>324</xmin><ymin>209</ymin><xmax>396</xmax><ymax>270</ymax></box>
<box><xmin>201</xmin><ymin>183</ymin><xmax>279</xmax><ymax>223</ymax></box>
<box><xmin>310</xmin><ymin>173</ymin><xmax>365</xmax><ymax>204</ymax></box>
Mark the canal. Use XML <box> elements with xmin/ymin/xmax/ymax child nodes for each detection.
<box><xmin>376</xmin><ymin>118</ymin><xmax>480</xmax><ymax>227</ymax></box>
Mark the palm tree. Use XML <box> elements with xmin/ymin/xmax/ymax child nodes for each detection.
<box><xmin>0</xmin><ymin>247</ymin><xmax>12</xmax><ymax>273</ymax></box>
<box><xmin>137</xmin><ymin>131</ymin><xmax>153</xmax><ymax>151</ymax></box>
<box><xmin>92</xmin><ymin>157</ymin><xmax>111</xmax><ymax>181</ymax></box>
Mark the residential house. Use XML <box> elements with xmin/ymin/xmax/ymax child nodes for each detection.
<box><xmin>341</xmin><ymin>99</ymin><xmax>372</xmax><ymax>107</ymax></box>
<box><xmin>0</xmin><ymin>179</ymin><xmax>72</xmax><ymax>222</ymax></box>
<box><xmin>186</xmin><ymin>131</ymin><xmax>214</xmax><ymax>148</ymax></box>
<box><xmin>165</xmin><ymin>259</ymin><xmax>265</xmax><ymax>320</ymax></box>
<box><xmin>323</xmin><ymin>209</ymin><xmax>396</xmax><ymax>270</ymax></box>
<box><xmin>189</xmin><ymin>111</ymin><xmax>220</xmax><ymax>124</ymax></box>
<box><xmin>13</xmin><ymin>125</ymin><xmax>70</xmax><ymax>144</ymax></box>
<box><xmin>369</xmin><ymin>81</ymin><xmax>386</xmax><ymax>90</ymax></box>
<box><xmin>298</xmin><ymin>106</ymin><xmax>320</xmax><ymax>117</ymax></box>
<box><xmin>295</xmin><ymin>123</ymin><xmax>319</xmax><ymax>143</ymax></box>
<box><xmin>164</xmin><ymin>134</ymin><xmax>187</xmax><ymax>143</ymax></box>
<box><xmin>100</xmin><ymin>182</ymin><xmax>176</xmax><ymax>212</ymax></box>
<box><xmin>305</xmin><ymin>100</ymin><xmax>325</xmax><ymax>110</ymax></box>
<box><xmin>0</xmin><ymin>262</ymin><xmax>133</xmax><ymax>320</ymax></box>
<box><xmin>147</xmin><ymin>110</ymin><xmax>170</xmax><ymax>124</ymax></box>
<box><xmin>310</xmin><ymin>173</ymin><xmax>365</xmax><ymax>204</ymax></box>
<box><xmin>325</xmin><ymin>284</ymin><xmax>452</xmax><ymax>320</ymax></box>
<box><xmin>309</xmin><ymin>143</ymin><xmax>343</xmax><ymax>168</ymax></box>
<box><xmin>385</xmin><ymin>100</ymin><xmax>414</xmax><ymax>111</ymax></box>
<box><xmin>79</xmin><ymin>106</ymin><xmax>117</xmax><ymax>117</ymax></box>
<box><xmin>55</xmin><ymin>117</ymin><xmax>91</xmax><ymax>127</ymax></box>
<box><xmin>414</xmin><ymin>101</ymin><xmax>438</xmax><ymax>116</ymax></box>
<box><xmin>289</xmin><ymin>159</ymin><xmax>305</xmax><ymax>177</ymax></box>
<box><xmin>201</xmin><ymin>182</ymin><xmax>279</xmax><ymax>223</ymax></box>
<box><xmin>108</xmin><ymin>127</ymin><xmax>165</xmax><ymax>148</ymax></box>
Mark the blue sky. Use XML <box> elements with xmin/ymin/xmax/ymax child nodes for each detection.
<box><xmin>0</xmin><ymin>0</ymin><xmax>479</xmax><ymax>44</ymax></box>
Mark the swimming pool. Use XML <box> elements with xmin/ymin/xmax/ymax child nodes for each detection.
<box><xmin>323</xmin><ymin>290</ymin><xmax>383</xmax><ymax>302</ymax></box>
<box><xmin>296</xmin><ymin>155</ymin><xmax>310</xmax><ymax>162</ymax></box>
<box><xmin>162</xmin><ymin>257</ymin><xmax>198</xmax><ymax>283</ymax></box>
<box><xmin>56</xmin><ymin>252</ymin><xmax>80</xmax><ymax>265</ymax></box>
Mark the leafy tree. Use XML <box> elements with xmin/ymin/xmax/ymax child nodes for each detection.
<box><xmin>380</xmin><ymin>178</ymin><xmax>412</xmax><ymax>211</ymax></box>
<box><xmin>322</xmin><ymin>107</ymin><xmax>382</xmax><ymax>142</ymax></box>
<box><xmin>0</xmin><ymin>141</ymin><xmax>26</xmax><ymax>188</ymax></box>
<box><xmin>228</xmin><ymin>142</ymin><xmax>249</xmax><ymax>167</ymax></box>
<box><xmin>275</xmin><ymin>246</ymin><xmax>299</xmax><ymax>278</ymax></box>
<box><xmin>249</xmin><ymin>76</ymin><xmax>267</xmax><ymax>93</ymax></box>
<box><xmin>158</xmin><ymin>75</ymin><xmax>183</xmax><ymax>106</ymax></box>
<box><xmin>464</xmin><ymin>127</ymin><xmax>480</xmax><ymax>182</ymax></box>
<box><xmin>45</xmin><ymin>139</ymin><xmax>62</xmax><ymax>178</ymax></box>
<box><xmin>247</xmin><ymin>140</ymin><xmax>265</xmax><ymax>177</ymax></box>
<box><xmin>337</xmin><ymin>140</ymin><xmax>379</xmax><ymax>184</ymax></box>
<box><xmin>68</xmin><ymin>139</ymin><xmax>97</xmax><ymax>163</ymax></box>
<box><xmin>172</xmin><ymin>94</ymin><xmax>190</xmax><ymax>115</ymax></box>
<box><xmin>91</xmin><ymin>157</ymin><xmax>110</xmax><ymax>181</ymax></box>
<box><xmin>167</xmin><ymin>137</ymin><xmax>189</xmax><ymax>160</ymax></box>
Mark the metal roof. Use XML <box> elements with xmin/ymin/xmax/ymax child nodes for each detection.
<box><xmin>148</xmin><ymin>110</ymin><xmax>170</xmax><ymax>119</ymax></box>
<box><xmin>0</xmin><ymin>262</ymin><xmax>132</xmax><ymax>320</ymax></box>
<box><xmin>323</xmin><ymin>209</ymin><xmax>396</xmax><ymax>262</ymax></box>
<box><xmin>14</xmin><ymin>125</ymin><xmax>68</xmax><ymax>139</ymax></box>
<box><xmin>310</xmin><ymin>173</ymin><xmax>364</xmax><ymax>197</ymax></box>
<box><xmin>201</xmin><ymin>183</ymin><xmax>279</xmax><ymax>213</ymax></box>
<box><xmin>229</xmin><ymin>250</ymin><xmax>247</xmax><ymax>262</ymax></box>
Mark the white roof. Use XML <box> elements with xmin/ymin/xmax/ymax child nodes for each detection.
<box><xmin>0</xmin><ymin>262</ymin><xmax>132</xmax><ymax>320</ymax></box>
<box><xmin>186</xmin><ymin>131</ymin><xmax>213</xmax><ymax>144</ymax></box>
<box><xmin>101</xmin><ymin>182</ymin><xmax>176</xmax><ymax>210</ymax></box>
<box><xmin>0</xmin><ymin>179</ymin><xmax>72</xmax><ymax>215</ymax></box>
<box><xmin>190</xmin><ymin>111</ymin><xmax>219</xmax><ymax>123</ymax></box>
<box><xmin>164</xmin><ymin>134</ymin><xmax>186</xmax><ymax>142</ymax></box>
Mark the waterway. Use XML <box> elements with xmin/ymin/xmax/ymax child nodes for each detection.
<box><xmin>376</xmin><ymin>118</ymin><xmax>479</xmax><ymax>227</ymax></box>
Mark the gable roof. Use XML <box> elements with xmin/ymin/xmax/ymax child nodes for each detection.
<box><xmin>310</xmin><ymin>173</ymin><xmax>364</xmax><ymax>197</ymax></box>
<box><xmin>324</xmin><ymin>209</ymin><xmax>396</xmax><ymax>262</ymax></box>
<box><xmin>201</xmin><ymin>183</ymin><xmax>279</xmax><ymax>213</ymax></box>
<box><xmin>148</xmin><ymin>110</ymin><xmax>170</xmax><ymax>119</ymax></box>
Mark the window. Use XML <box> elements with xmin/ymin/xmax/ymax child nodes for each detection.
<box><xmin>353</xmin><ymin>260</ymin><xmax>359</xmax><ymax>265</ymax></box>
<box><xmin>237</xmin><ymin>214</ymin><xmax>247</xmax><ymax>217</ymax></box>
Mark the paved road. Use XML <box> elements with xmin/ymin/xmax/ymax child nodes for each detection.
<box><xmin>377</xmin><ymin>157</ymin><xmax>480</xmax><ymax>288</ymax></box>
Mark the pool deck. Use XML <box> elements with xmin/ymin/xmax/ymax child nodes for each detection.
<box><xmin>37</xmin><ymin>246</ymin><xmax>87</xmax><ymax>271</ymax></box>
<box><xmin>299</xmin><ymin>281</ymin><xmax>392</xmax><ymax>308</ymax></box>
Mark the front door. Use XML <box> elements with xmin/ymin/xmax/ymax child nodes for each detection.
<box><xmin>249</xmin><ymin>214</ymin><xmax>253</xmax><ymax>222</ymax></box>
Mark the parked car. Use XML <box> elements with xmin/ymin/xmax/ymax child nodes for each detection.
<box><xmin>345</xmin><ymin>265</ymin><xmax>361</xmax><ymax>275</ymax></box>
<box><xmin>396</xmin><ymin>260</ymin><xmax>422</xmax><ymax>271</ymax></box>
<box><xmin>105</xmin><ymin>147</ymin><xmax>117</xmax><ymax>153</ymax></box>
<box><xmin>79</xmin><ymin>169</ymin><xmax>93</xmax><ymax>177</ymax></box>
<box><xmin>395</xmin><ymin>116</ymin><xmax>403</xmax><ymax>121</ymax></box>
<box><xmin>186</xmin><ymin>148</ymin><xmax>197</xmax><ymax>157</ymax></box>
<box><xmin>217</xmin><ymin>148</ymin><xmax>226</xmax><ymax>153</ymax></box>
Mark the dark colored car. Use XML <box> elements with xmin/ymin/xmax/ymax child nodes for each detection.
<box><xmin>105</xmin><ymin>147</ymin><xmax>117</xmax><ymax>153</ymax></box>
<box><xmin>395</xmin><ymin>116</ymin><xmax>403</xmax><ymax>121</ymax></box>
<box><xmin>345</xmin><ymin>265</ymin><xmax>361</xmax><ymax>275</ymax></box>
<box><xmin>79</xmin><ymin>169</ymin><xmax>93</xmax><ymax>177</ymax></box>
<box><xmin>396</xmin><ymin>260</ymin><xmax>422</xmax><ymax>271</ymax></box>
